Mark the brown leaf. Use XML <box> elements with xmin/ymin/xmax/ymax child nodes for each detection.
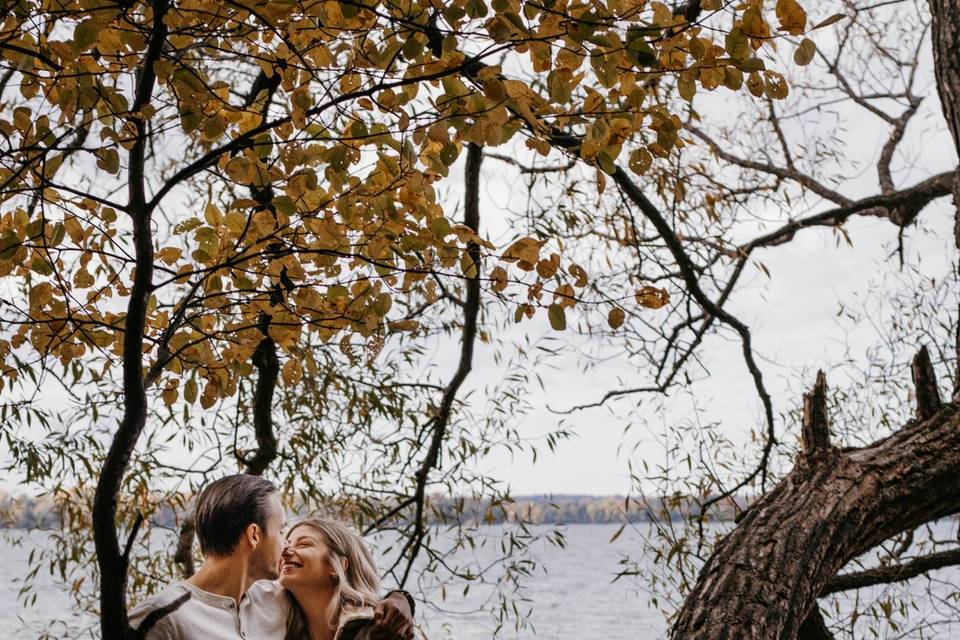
<box><xmin>635</xmin><ymin>286</ymin><xmax>670</xmax><ymax>309</ymax></box>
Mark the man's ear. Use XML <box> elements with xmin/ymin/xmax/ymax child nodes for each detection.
<box><xmin>244</xmin><ymin>522</ymin><xmax>262</xmax><ymax>548</ymax></box>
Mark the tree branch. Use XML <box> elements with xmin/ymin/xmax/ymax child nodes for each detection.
<box><xmin>822</xmin><ymin>548</ymin><xmax>960</xmax><ymax>595</ymax></box>
<box><xmin>91</xmin><ymin>3</ymin><xmax>168</xmax><ymax>638</ymax></box>
<box><xmin>609</xmin><ymin>166</ymin><xmax>777</xmax><ymax>488</ymax></box>
<box><xmin>398</xmin><ymin>143</ymin><xmax>483</xmax><ymax>586</ymax></box>
<box><xmin>739</xmin><ymin>172</ymin><xmax>955</xmax><ymax>251</ymax></box>
<box><xmin>797</xmin><ymin>606</ymin><xmax>836</xmax><ymax>640</ymax></box>
<box><xmin>241</xmin><ymin>334</ymin><xmax>280</xmax><ymax>475</ymax></box>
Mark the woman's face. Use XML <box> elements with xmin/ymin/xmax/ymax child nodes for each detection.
<box><xmin>278</xmin><ymin>525</ymin><xmax>339</xmax><ymax>591</ymax></box>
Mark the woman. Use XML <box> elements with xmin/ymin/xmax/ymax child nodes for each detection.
<box><xmin>278</xmin><ymin>517</ymin><xmax>394</xmax><ymax>640</ymax></box>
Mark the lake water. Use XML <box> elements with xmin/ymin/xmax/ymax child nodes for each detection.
<box><xmin>3</xmin><ymin>523</ymin><xmax>960</xmax><ymax>639</ymax></box>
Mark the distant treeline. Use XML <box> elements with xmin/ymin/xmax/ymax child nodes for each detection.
<box><xmin>0</xmin><ymin>490</ymin><xmax>741</xmax><ymax>530</ymax></box>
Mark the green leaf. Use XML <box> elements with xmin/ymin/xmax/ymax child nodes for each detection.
<box><xmin>0</xmin><ymin>233</ymin><xmax>21</xmax><ymax>260</ymax></box>
<box><xmin>736</xmin><ymin>57</ymin><xmax>766</xmax><ymax>72</ymax></box>
<box><xmin>96</xmin><ymin>148</ymin><xmax>120</xmax><ymax>175</ymax></box>
<box><xmin>50</xmin><ymin>222</ymin><xmax>65</xmax><ymax>246</ymax></box>
<box><xmin>272</xmin><ymin>196</ymin><xmax>296</xmax><ymax>217</ymax></box>
<box><xmin>724</xmin><ymin>27</ymin><xmax>750</xmax><ymax>61</ymax></box>
<box><xmin>440</xmin><ymin>143</ymin><xmax>459</xmax><ymax>166</ymax></box>
<box><xmin>547</xmin><ymin>303</ymin><xmax>566</xmax><ymax>331</ymax></box>
<box><xmin>625</xmin><ymin>28</ymin><xmax>659</xmax><ymax>68</ymax></box>
<box><xmin>73</xmin><ymin>20</ymin><xmax>100</xmax><ymax>51</ymax></box>
<box><xmin>678</xmin><ymin>75</ymin><xmax>696</xmax><ymax>102</ymax></box>
<box><xmin>794</xmin><ymin>38</ymin><xmax>816</xmax><ymax>66</ymax></box>
<box><xmin>609</xmin><ymin>523</ymin><xmax>626</xmax><ymax>543</ymax></box>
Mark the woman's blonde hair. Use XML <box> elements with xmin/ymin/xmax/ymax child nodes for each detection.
<box><xmin>284</xmin><ymin>517</ymin><xmax>381</xmax><ymax>640</ymax></box>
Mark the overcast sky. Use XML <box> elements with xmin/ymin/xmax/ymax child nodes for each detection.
<box><xmin>1</xmin><ymin>9</ymin><xmax>956</xmax><ymax>500</ymax></box>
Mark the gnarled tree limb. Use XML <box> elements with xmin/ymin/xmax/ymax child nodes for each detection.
<box><xmin>670</xmin><ymin>357</ymin><xmax>960</xmax><ymax>640</ymax></box>
<box><xmin>91</xmin><ymin>3</ymin><xmax>169</xmax><ymax>638</ymax></box>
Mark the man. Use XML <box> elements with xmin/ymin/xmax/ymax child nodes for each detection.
<box><xmin>129</xmin><ymin>474</ymin><xmax>414</xmax><ymax>640</ymax></box>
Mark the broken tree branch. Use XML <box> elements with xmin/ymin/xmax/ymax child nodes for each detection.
<box><xmin>802</xmin><ymin>371</ymin><xmax>832</xmax><ymax>456</ymax></box>
<box><xmin>912</xmin><ymin>345</ymin><xmax>942</xmax><ymax>421</ymax></box>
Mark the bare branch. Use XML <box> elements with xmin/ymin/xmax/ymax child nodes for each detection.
<box><xmin>399</xmin><ymin>143</ymin><xmax>483</xmax><ymax>586</ymax></box>
<box><xmin>740</xmin><ymin>172</ymin><xmax>955</xmax><ymax>251</ymax></box>
<box><xmin>689</xmin><ymin>124</ymin><xmax>852</xmax><ymax>206</ymax></box>
<box><xmin>609</xmin><ymin>166</ymin><xmax>777</xmax><ymax>488</ymax></box>
<box><xmin>822</xmin><ymin>548</ymin><xmax>960</xmax><ymax>595</ymax></box>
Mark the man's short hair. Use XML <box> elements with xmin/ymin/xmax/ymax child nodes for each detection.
<box><xmin>194</xmin><ymin>474</ymin><xmax>278</xmax><ymax>556</ymax></box>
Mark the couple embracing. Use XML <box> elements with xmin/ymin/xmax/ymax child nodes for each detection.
<box><xmin>130</xmin><ymin>474</ymin><xmax>416</xmax><ymax>640</ymax></box>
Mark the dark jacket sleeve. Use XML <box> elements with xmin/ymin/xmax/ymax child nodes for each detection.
<box><xmin>338</xmin><ymin>619</ymin><xmax>376</xmax><ymax>640</ymax></box>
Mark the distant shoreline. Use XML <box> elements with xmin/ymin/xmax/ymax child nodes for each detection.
<box><xmin>1</xmin><ymin>490</ymin><xmax>743</xmax><ymax>528</ymax></box>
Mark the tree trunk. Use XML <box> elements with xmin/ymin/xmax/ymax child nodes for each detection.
<box><xmin>671</xmin><ymin>5</ymin><xmax>960</xmax><ymax>638</ymax></box>
<box><xmin>670</xmin><ymin>395</ymin><xmax>960</xmax><ymax>639</ymax></box>
<box><xmin>91</xmin><ymin>3</ymin><xmax>167</xmax><ymax>638</ymax></box>
<box><xmin>930</xmin><ymin>0</ymin><xmax>960</xmax><ymax>161</ymax></box>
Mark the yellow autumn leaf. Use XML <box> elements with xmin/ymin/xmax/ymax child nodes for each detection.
<box><xmin>490</xmin><ymin>266</ymin><xmax>508</xmax><ymax>292</ymax></box>
<box><xmin>547</xmin><ymin>303</ymin><xmax>566</xmax><ymax>330</ymax></box>
<box><xmin>282</xmin><ymin>358</ymin><xmax>302</xmax><ymax>386</ymax></box>
<box><xmin>568</xmin><ymin>264</ymin><xmax>589</xmax><ymax>287</ymax></box>
<box><xmin>635</xmin><ymin>286</ymin><xmax>670</xmax><ymax>309</ymax></box>
<box><xmin>536</xmin><ymin>253</ymin><xmax>561</xmax><ymax>279</ymax></box>
<box><xmin>158</xmin><ymin>247</ymin><xmax>182</xmax><ymax>265</ymax></box>
<box><xmin>794</xmin><ymin>38</ymin><xmax>816</xmax><ymax>66</ymax></box>
<box><xmin>502</xmin><ymin>237</ymin><xmax>543</xmax><ymax>265</ymax></box>
<box><xmin>204</xmin><ymin>203</ymin><xmax>223</xmax><ymax>226</ymax></box>
<box><xmin>184</xmin><ymin>379</ymin><xmax>198</xmax><ymax>403</ymax></box>
<box><xmin>776</xmin><ymin>0</ymin><xmax>807</xmax><ymax>35</ymax></box>
<box><xmin>162</xmin><ymin>383</ymin><xmax>178</xmax><ymax>407</ymax></box>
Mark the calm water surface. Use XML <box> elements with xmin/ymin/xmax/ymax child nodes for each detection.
<box><xmin>4</xmin><ymin>522</ymin><xmax>960</xmax><ymax>639</ymax></box>
<box><xmin>1</xmin><ymin>524</ymin><xmax>662</xmax><ymax>639</ymax></box>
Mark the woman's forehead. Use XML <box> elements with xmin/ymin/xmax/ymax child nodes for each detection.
<box><xmin>285</xmin><ymin>524</ymin><xmax>325</xmax><ymax>542</ymax></box>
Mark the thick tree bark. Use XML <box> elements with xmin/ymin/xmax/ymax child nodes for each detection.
<box><xmin>930</xmin><ymin>0</ymin><xmax>960</xmax><ymax>161</ymax></box>
<box><xmin>670</xmin><ymin>390</ymin><xmax>960</xmax><ymax>639</ymax></box>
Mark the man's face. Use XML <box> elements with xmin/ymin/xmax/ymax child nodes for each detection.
<box><xmin>250</xmin><ymin>492</ymin><xmax>286</xmax><ymax>581</ymax></box>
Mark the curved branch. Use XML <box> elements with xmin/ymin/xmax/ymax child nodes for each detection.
<box><xmin>610</xmin><ymin>166</ymin><xmax>778</xmax><ymax>488</ymax></box>
<box><xmin>398</xmin><ymin>143</ymin><xmax>483</xmax><ymax>586</ymax></box>
<box><xmin>689</xmin><ymin>125</ymin><xmax>851</xmax><ymax>206</ymax></box>
<box><xmin>242</xmin><ymin>335</ymin><xmax>280</xmax><ymax>475</ymax></box>
<box><xmin>739</xmin><ymin>172</ymin><xmax>955</xmax><ymax>251</ymax></box>
<box><xmin>91</xmin><ymin>3</ymin><xmax>168</xmax><ymax>638</ymax></box>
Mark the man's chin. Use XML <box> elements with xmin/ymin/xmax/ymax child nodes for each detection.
<box><xmin>255</xmin><ymin>566</ymin><xmax>280</xmax><ymax>581</ymax></box>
